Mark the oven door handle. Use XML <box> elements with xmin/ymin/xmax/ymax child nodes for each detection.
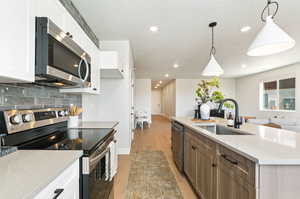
<box><xmin>89</xmin><ymin>148</ymin><xmax>109</xmax><ymax>169</ymax></box>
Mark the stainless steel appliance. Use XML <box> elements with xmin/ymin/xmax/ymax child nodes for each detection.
<box><xmin>171</xmin><ymin>121</ymin><xmax>184</xmax><ymax>172</ymax></box>
<box><xmin>0</xmin><ymin>108</ymin><xmax>115</xmax><ymax>199</ymax></box>
<box><xmin>35</xmin><ymin>17</ymin><xmax>91</xmax><ymax>88</ymax></box>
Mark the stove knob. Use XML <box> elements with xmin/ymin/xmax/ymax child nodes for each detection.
<box><xmin>10</xmin><ymin>114</ymin><xmax>22</xmax><ymax>125</ymax></box>
<box><xmin>22</xmin><ymin>114</ymin><xmax>32</xmax><ymax>123</ymax></box>
<box><xmin>58</xmin><ymin>111</ymin><xmax>65</xmax><ymax>117</ymax></box>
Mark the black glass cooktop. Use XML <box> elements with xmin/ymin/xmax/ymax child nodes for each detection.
<box><xmin>18</xmin><ymin>128</ymin><xmax>114</xmax><ymax>155</ymax></box>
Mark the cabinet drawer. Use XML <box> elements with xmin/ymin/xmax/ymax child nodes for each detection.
<box><xmin>34</xmin><ymin>160</ymin><xmax>79</xmax><ymax>199</ymax></box>
<box><xmin>218</xmin><ymin>145</ymin><xmax>255</xmax><ymax>186</ymax></box>
<box><xmin>186</xmin><ymin>128</ymin><xmax>216</xmax><ymax>151</ymax></box>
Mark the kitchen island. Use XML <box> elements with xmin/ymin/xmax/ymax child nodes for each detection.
<box><xmin>172</xmin><ymin>117</ymin><xmax>300</xmax><ymax>199</ymax></box>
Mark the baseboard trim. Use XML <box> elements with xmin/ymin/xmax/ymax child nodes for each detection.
<box><xmin>118</xmin><ymin>147</ymin><xmax>131</xmax><ymax>155</ymax></box>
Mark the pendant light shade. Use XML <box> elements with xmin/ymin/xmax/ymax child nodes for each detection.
<box><xmin>202</xmin><ymin>22</ymin><xmax>224</xmax><ymax>76</ymax></box>
<box><xmin>202</xmin><ymin>55</ymin><xmax>224</xmax><ymax>76</ymax></box>
<box><xmin>247</xmin><ymin>1</ymin><xmax>295</xmax><ymax>56</ymax></box>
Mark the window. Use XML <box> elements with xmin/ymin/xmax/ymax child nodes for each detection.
<box><xmin>260</xmin><ymin>77</ymin><xmax>296</xmax><ymax>111</ymax></box>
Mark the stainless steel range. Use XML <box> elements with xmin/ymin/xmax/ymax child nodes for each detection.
<box><xmin>0</xmin><ymin>108</ymin><xmax>116</xmax><ymax>199</ymax></box>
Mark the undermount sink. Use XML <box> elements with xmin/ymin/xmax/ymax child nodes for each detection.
<box><xmin>196</xmin><ymin>124</ymin><xmax>252</xmax><ymax>135</ymax></box>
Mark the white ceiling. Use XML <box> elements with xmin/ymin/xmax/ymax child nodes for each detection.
<box><xmin>72</xmin><ymin>0</ymin><xmax>300</xmax><ymax>81</ymax></box>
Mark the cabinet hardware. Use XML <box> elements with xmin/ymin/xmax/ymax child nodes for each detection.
<box><xmin>221</xmin><ymin>154</ymin><xmax>238</xmax><ymax>165</ymax></box>
<box><xmin>192</xmin><ymin>145</ymin><xmax>197</xmax><ymax>150</ymax></box>
<box><xmin>53</xmin><ymin>188</ymin><xmax>64</xmax><ymax>199</ymax></box>
<box><xmin>212</xmin><ymin>163</ymin><xmax>217</xmax><ymax>167</ymax></box>
<box><xmin>66</xmin><ymin>32</ymin><xmax>73</xmax><ymax>39</ymax></box>
<box><xmin>93</xmin><ymin>88</ymin><xmax>97</xmax><ymax>91</ymax></box>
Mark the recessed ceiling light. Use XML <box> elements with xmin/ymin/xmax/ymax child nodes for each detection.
<box><xmin>149</xmin><ymin>26</ymin><xmax>159</xmax><ymax>32</ymax></box>
<box><xmin>173</xmin><ymin>64</ymin><xmax>179</xmax><ymax>68</ymax></box>
<box><xmin>165</xmin><ymin>74</ymin><xmax>169</xmax><ymax>77</ymax></box>
<box><xmin>154</xmin><ymin>86</ymin><xmax>158</xmax><ymax>89</ymax></box>
<box><xmin>241</xmin><ymin>64</ymin><xmax>247</xmax><ymax>68</ymax></box>
<box><xmin>159</xmin><ymin>81</ymin><xmax>163</xmax><ymax>84</ymax></box>
<box><xmin>240</xmin><ymin>26</ymin><xmax>251</xmax><ymax>33</ymax></box>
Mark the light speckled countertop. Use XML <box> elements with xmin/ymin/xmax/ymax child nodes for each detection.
<box><xmin>70</xmin><ymin>121</ymin><xmax>119</xmax><ymax>129</ymax></box>
<box><xmin>0</xmin><ymin>150</ymin><xmax>82</xmax><ymax>199</ymax></box>
<box><xmin>173</xmin><ymin>117</ymin><xmax>300</xmax><ymax>165</ymax></box>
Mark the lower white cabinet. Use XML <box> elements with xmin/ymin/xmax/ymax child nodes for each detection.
<box><xmin>34</xmin><ymin>160</ymin><xmax>79</xmax><ymax>199</ymax></box>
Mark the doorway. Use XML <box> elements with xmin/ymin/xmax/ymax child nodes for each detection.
<box><xmin>151</xmin><ymin>89</ymin><xmax>162</xmax><ymax>115</ymax></box>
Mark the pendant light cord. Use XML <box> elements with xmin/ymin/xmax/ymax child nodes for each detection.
<box><xmin>210</xmin><ymin>25</ymin><xmax>216</xmax><ymax>55</ymax></box>
<box><xmin>261</xmin><ymin>0</ymin><xmax>279</xmax><ymax>22</ymax></box>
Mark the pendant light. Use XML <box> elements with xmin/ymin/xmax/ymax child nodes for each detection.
<box><xmin>247</xmin><ymin>0</ymin><xmax>295</xmax><ymax>56</ymax></box>
<box><xmin>202</xmin><ymin>22</ymin><xmax>224</xmax><ymax>77</ymax></box>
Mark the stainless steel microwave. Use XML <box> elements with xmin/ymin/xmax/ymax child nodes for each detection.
<box><xmin>35</xmin><ymin>17</ymin><xmax>91</xmax><ymax>88</ymax></box>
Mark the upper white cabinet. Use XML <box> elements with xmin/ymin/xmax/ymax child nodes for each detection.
<box><xmin>36</xmin><ymin>0</ymin><xmax>67</xmax><ymax>30</ymax></box>
<box><xmin>0</xmin><ymin>0</ymin><xmax>36</xmax><ymax>82</ymax></box>
<box><xmin>100</xmin><ymin>51</ymin><xmax>124</xmax><ymax>79</ymax></box>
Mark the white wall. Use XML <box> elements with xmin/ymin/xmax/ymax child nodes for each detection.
<box><xmin>82</xmin><ymin>41</ymin><xmax>134</xmax><ymax>154</ymax></box>
<box><xmin>236</xmin><ymin>63</ymin><xmax>300</xmax><ymax>119</ymax></box>
<box><xmin>151</xmin><ymin>89</ymin><xmax>162</xmax><ymax>114</ymax></box>
<box><xmin>134</xmin><ymin>79</ymin><xmax>151</xmax><ymax>116</ymax></box>
<box><xmin>175</xmin><ymin>78</ymin><xmax>236</xmax><ymax>117</ymax></box>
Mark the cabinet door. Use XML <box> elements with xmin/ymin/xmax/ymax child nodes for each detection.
<box><xmin>216</xmin><ymin>155</ymin><xmax>256</xmax><ymax>199</ymax></box>
<box><xmin>58</xmin><ymin>176</ymin><xmax>80</xmax><ymax>199</ymax></box>
<box><xmin>196</xmin><ymin>144</ymin><xmax>215</xmax><ymax>199</ymax></box>
<box><xmin>216</xmin><ymin>157</ymin><xmax>235</xmax><ymax>199</ymax></box>
<box><xmin>0</xmin><ymin>0</ymin><xmax>35</xmax><ymax>82</ymax></box>
<box><xmin>233</xmin><ymin>178</ymin><xmax>255</xmax><ymax>199</ymax></box>
<box><xmin>184</xmin><ymin>134</ymin><xmax>197</xmax><ymax>186</ymax></box>
<box><xmin>37</xmin><ymin>0</ymin><xmax>66</xmax><ymax>30</ymax></box>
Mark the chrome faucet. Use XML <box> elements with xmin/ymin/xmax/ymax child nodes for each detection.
<box><xmin>217</xmin><ymin>98</ymin><xmax>242</xmax><ymax>129</ymax></box>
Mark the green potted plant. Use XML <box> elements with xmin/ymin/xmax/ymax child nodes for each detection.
<box><xmin>196</xmin><ymin>77</ymin><xmax>231</xmax><ymax>120</ymax></box>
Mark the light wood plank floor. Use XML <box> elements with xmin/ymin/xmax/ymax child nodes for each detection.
<box><xmin>113</xmin><ymin>115</ymin><xmax>198</xmax><ymax>199</ymax></box>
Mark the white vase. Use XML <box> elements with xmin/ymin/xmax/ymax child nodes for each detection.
<box><xmin>200</xmin><ymin>103</ymin><xmax>210</xmax><ymax>120</ymax></box>
<box><xmin>68</xmin><ymin>116</ymin><xmax>79</xmax><ymax>128</ymax></box>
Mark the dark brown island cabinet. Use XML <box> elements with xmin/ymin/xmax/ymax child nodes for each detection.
<box><xmin>182</xmin><ymin>127</ymin><xmax>255</xmax><ymax>199</ymax></box>
<box><xmin>173</xmin><ymin>120</ymin><xmax>300</xmax><ymax>199</ymax></box>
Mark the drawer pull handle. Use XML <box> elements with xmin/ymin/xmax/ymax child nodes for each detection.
<box><xmin>192</xmin><ymin>145</ymin><xmax>197</xmax><ymax>150</ymax></box>
<box><xmin>221</xmin><ymin>154</ymin><xmax>238</xmax><ymax>165</ymax></box>
<box><xmin>53</xmin><ymin>189</ymin><xmax>64</xmax><ymax>199</ymax></box>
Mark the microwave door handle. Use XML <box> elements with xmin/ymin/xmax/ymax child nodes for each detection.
<box><xmin>83</xmin><ymin>57</ymin><xmax>89</xmax><ymax>82</ymax></box>
<box><xmin>78</xmin><ymin>58</ymin><xmax>89</xmax><ymax>82</ymax></box>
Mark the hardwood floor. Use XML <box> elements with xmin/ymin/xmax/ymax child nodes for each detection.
<box><xmin>113</xmin><ymin>115</ymin><xmax>198</xmax><ymax>199</ymax></box>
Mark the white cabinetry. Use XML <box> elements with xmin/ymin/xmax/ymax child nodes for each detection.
<box><xmin>100</xmin><ymin>51</ymin><xmax>124</xmax><ymax>79</ymax></box>
<box><xmin>36</xmin><ymin>0</ymin><xmax>66</xmax><ymax>30</ymax></box>
<box><xmin>0</xmin><ymin>0</ymin><xmax>36</xmax><ymax>82</ymax></box>
<box><xmin>34</xmin><ymin>160</ymin><xmax>79</xmax><ymax>199</ymax></box>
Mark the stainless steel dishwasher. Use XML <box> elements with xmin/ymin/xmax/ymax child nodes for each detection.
<box><xmin>171</xmin><ymin>121</ymin><xmax>184</xmax><ymax>172</ymax></box>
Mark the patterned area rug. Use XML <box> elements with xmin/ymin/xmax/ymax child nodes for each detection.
<box><xmin>125</xmin><ymin>151</ymin><xmax>183</xmax><ymax>199</ymax></box>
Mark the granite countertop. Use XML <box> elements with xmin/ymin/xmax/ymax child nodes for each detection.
<box><xmin>0</xmin><ymin>150</ymin><xmax>82</xmax><ymax>199</ymax></box>
<box><xmin>71</xmin><ymin>121</ymin><xmax>119</xmax><ymax>129</ymax></box>
<box><xmin>173</xmin><ymin>117</ymin><xmax>300</xmax><ymax>165</ymax></box>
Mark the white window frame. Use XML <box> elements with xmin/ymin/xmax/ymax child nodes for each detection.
<box><xmin>259</xmin><ymin>76</ymin><xmax>296</xmax><ymax>112</ymax></box>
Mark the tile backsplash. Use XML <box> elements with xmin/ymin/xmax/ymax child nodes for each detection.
<box><xmin>0</xmin><ymin>84</ymin><xmax>81</xmax><ymax>111</ymax></box>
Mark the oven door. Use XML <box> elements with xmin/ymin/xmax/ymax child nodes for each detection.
<box><xmin>35</xmin><ymin>17</ymin><xmax>91</xmax><ymax>88</ymax></box>
<box><xmin>82</xmin><ymin>147</ymin><xmax>114</xmax><ymax>199</ymax></box>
